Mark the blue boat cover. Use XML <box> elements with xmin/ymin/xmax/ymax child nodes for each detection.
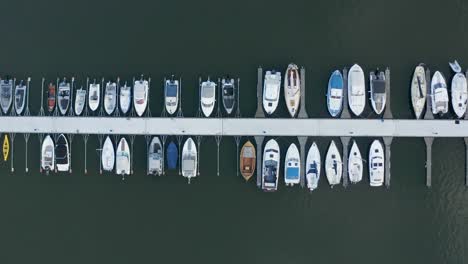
<box><xmin>329</xmin><ymin>72</ymin><xmax>343</xmax><ymax>89</ymax></box>
<box><xmin>167</xmin><ymin>142</ymin><xmax>178</xmax><ymax>169</ymax></box>
<box><xmin>285</xmin><ymin>167</ymin><xmax>299</xmax><ymax>179</ymax></box>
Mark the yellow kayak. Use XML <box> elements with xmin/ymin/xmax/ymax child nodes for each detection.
<box><xmin>3</xmin><ymin>134</ymin><xmax>9</xmax><ymax>161</ymax></box>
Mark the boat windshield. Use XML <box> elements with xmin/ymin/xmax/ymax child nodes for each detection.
<box><xmin>223</xmin><ymin>86</ymin><xmax>234</xmax><ymax>96</ymax></box>
<box><xmin>166</xmin><ymin>84</ymin><xmax>178</xmax><ymax>97</ymax></box>
<box><xmin>183</xmin><ymin>159</ymin><xmax>195</xmax><ymax>171</ymax></box>
<box><xmin>202</xmin><ymin>84</ymin><xmax>215</xmax><ymax>98</ymax></box>
<box><xmin>308</xmin><ymin>162</ymin><xmax>318</xmax><ymax>174</ymax></box>
<box><xmin>434</xmin><ymin>83</ymin><xmax>447</xmax><ymax>89</ymax></box>
<box><xmin>373</xmin><ymin>81</ymin><xmax>386</xmax><ymax>94</ymax></box>
<box><xmin>264</xmin><ymin>160</ymin><xmax>277</xmax><ymax>183</ymax></box>
<box><xmin>243</xmin><ymin>146</ymin><xmax>254</xmax><ymax>158</ymax></box>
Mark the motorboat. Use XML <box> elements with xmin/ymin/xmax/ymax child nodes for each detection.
<box><xmin>165</xmin><ymin>76</ymin><xmax>179</xmax><ymax>115</ymax></box>
<box><xmin>451</xmin><ymin>72</ymin><xmax>467</xmax><ymax>118</ymax></box>
<box><xmin>57</xmin><ymin>80</ymin><xmax>70</xmax><ymax>115</ymax></box>
<box><xmin>2</xmin><ymin>134</ymin><xmax>8</xmax><ymax>161</ymax></box>
<box><xmin>431</xmin><ymin>71</ymin><xmax>449</xmax><ymax>115</ymax></box>
<box><xmin>222</xmin><ymin>77</ymin><xmax>236</xmax><ymax>115</ymax></box>
<box><xmin>284</xmin><ymin>63</ymin><xmax>301</xmax><ymax>117</ymax></box>
<box><xmin>369</xmin><ymin>140</ymin><xmax>384</xmax><ymax>187</ymax></box>
<box><xmin>200</xmin><ymin>78</ymin><xmax>216</xmax><ymax>117</ymax></box>
<box><xmin>284</xmin><ymin>143</ymin><xmax>300</xmax><ymax>186</ymax></box>
<box><xmin>134</xmin><ymin>79</ymin><xmax>149</xmax><ymax>116</ymax></box>
<box><xmin>306</xmin><ymin>142</ymin><xmax>321</xmax><ymax>191</ymax></box>
<box><xmin>119</xmin><ymin>83</ymin><xmax>131</xmax><ymax>115</ymax></box>
<box><xmin>88</xmin><ymin>82</ymin><xmax>100</xmax><ymax>112</ymax></box>
<box><xmin>116</xmin><ymin>137</ymin><xmax>131</xmax><ymax>177</ymax></box>
<box><xmin>348</xmin><ymin>64</ymin><xmax>366</xmax><ymax>116</ymax></box>
<box><xmin>348</xmin><ymin>140</ymin><xmax>363</xmax><ymax>184</ymax></box>
<box><xmin>370</xmin><ymin>70</ymin><xmax>386</xmax><ymax>115</ymax></box>
<box><xmin>14</xmin><ymin>80</ymin><xmax>26</xmax><ymax>115</ymax></box>
<box><xmin>263</xmin><ymin>71</ymin><xmax>281</xmax><ymax>115</ymax></box>
<box><xmin>48</xmin><ymin>83</ymin><xmax>56</xmax><ymax>113</ymax></box>
<box><xmin>104</xmin><ymin>81</ymin><xmax>117</xmax><ymax>115</ymax></box>
<box><xmin>240</xmin><ymin>140</ymin><xmax>256</xmax><ymax>181</ymax></box>
<box><xmin>325</xmin><ymin>140</ymin><xmax>342</xmax><ymax>187</ymax></box>
<box><xmin>0</xmin><ymin>78</ymin><xmax>13</xmax><ymax>114</ymax></box>
<box><xmin>55</xmin><ymin>134</ymin><xmax>70</xmax><ymax>172</ymax></box>
<box><xmin>327</xmin><ymin>70</ymin><xmax>344</xmax><ymax>117</ymax></box>
<box><xmin>411</xmin><ymin>65</ymin><xmax>427</xmax><ymax>119</ymax></box>
<box><xmin>182</xmin><ymin>137</ymin><xmax>197</xmax><ymax>183</ymax></box>
<box><xmin>41</xmin><ymin>135</ymin><xmax>55</xmax><ymax>173</ymax></box>
<box><xmin>166</xmin><ymin>141</ymin><xmax>178</xmax><ymax>170</ymax></box>
<box><xmin>262</xmin><ymin>139</ymin><xmax>280</xmax><ymax>191</ymax></box>
<box><xmin>148</xmin><ymin>137</ymin><xmax>163</xmax><ymax>176</ymax></box>
<box><xmin>74</xmin><ymin>87</ymin><xmax>86</xmax><ymax>116</ymax></box>
<box><xmin>101</xmin><ymin>136</ymin><xmax>115</xmax><ymax>172</ymax></box>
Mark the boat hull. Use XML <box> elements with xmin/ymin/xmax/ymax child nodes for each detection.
<box><xmin>148</xmin><ymin>137</ymin><xmax>163</xmax><ymax>175</ymax></box>
<box><xmin>240</xmin><ymin>141</ymin><xmax>256</xmax><ymax>181</ymax></box>
<box><xmin>167</xmin><ymin>142</ymin><xmax>178</xmax><ymax>170</ymax></box>
<box><xmin>200</xmin><ymin>80</ymin><xmax>216</xmax><ymax>117</ymax></box>
<box><xmin>165</xmin><ymin>79</ymin><xmax>179</xmax><ymax>115</ymax></box>
<box><xmin>347</xmin><ymin>64</ymin><xmax>366</xmax><ymax>116</ymax></box>
<box><xmin>74</xmin><ymin>90</ymin><xmax>86</xmax><ymax>116</ymax></box>
<box><xmin>1</xmin><ymin>80</ymin><xmax>13</xmax><ymax>114</ymax></box>
<box><xmin>134</xmin><ymin>80</ymin><xmax>148</xmax><ymax>117</ymax></box>
<box><xmin>119</xmin><ymin>85</ymin><xmax>131</xmax><ymax>114</ymax></box>
<box><xmin>104</xmin><ymin>82</ymin><xmax>117</xmax><ymax>115</ymax></box>
<box><xmin>55</xmin><ymin>134</ymin><xmax>70</xmax><ymax>172</ymax></box>
<box><xmin>431</xmin><ymin>71</ymin><xmax>449</xmax><ymax>115</ymax></box>
<box><xmin>88</xmin><ymin>84</ymin><xmax>100</xmax><ymax>112</ymax></box>
<box><xmin>58</xmin><ymin>83</ymin><xmax>70</xmax><ymax>115</ymax></box>
<box><xmin>262</xmin><ymin>139</ymin><xmax>280</xmax><ymax>191</ymax></box>
<box><xmin>222</xmin><ymin>78</ymin><xmax>235</xmax><ymax>115</ymax></box>
<box><xmin>306</xmin><ymin>142</ymin><xmax>321</xmax><ymax>191</ymax></box>
<box><xmin>370</xmin><ymin>71</ymin><xmax>386</xmax><ymax>115</ymax></box>
<box><xmin>2</xmin><ymin>134</ymin><xmax>9</xmax><ymax>161</ymax></box>
<box><xmin>182</xmin><ymin>137</ymin><xmax>198</xmax><ymax>182</ymax></box>
<box><xmin>325</xmin><ymin>140</ymin><xmax>342</xmax><ymax>186</ymax></box>
<box><xmin>116</xmin><ymin>138</ymin><xmax>131</xmax><ymax>175</ymax></box>
<box><xmin>451</xmin><ymin>72</ymin><xmax>468</xmax><ymax>118</ymax></box>
<box><xmin>411</xmin><ymin>65</ymin><xmax>427</xmax><ymax>119</ymax></box>
<box><xmin>14</xmin><ymin>84</ymin><xmax>26</xmax><ymax>115</ymax></box>
<box><xmin>284</xmin><ymin>64</ymin><xmax>301</xmax><ymax>118</ymax></box>
<box><xmin>369</xmin><ymin>140</ymin><xmax>384</xmax><ymax>187</ymax></box>
<box><xmin>101</xmin><ymin>136</ymin><xmax>115</xmax><ymax>171</ymax></box>
<box><xmin>327</xmin><ymin>70</ymin><xmax>344</xmax><ymax>117</ymax></box>
<box><xmin>41</xmin><ymin>135</ymin><xmax>55</xmax><ymax>172</ymax></box>
<box><xmin>348</xmin><ymin>141</ymin><xmax>363</xmax><ymax>183</ymax></box>
<box><xmin>284</xmin><ymin>143</ymin><xmax>300</xmax><ymax>186</ymax></box>
<box><xmin>263</xmin><ymin>71</ymin><xmax>281</xmax><ymax>115</ymax></box>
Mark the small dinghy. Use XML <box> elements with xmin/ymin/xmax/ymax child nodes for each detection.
<box><xmin>0</xmin><ymin>78</ymin><xmax>13</xmax><ymax>114</ymax></box>
<box><xmin>369</xmin><ymin>140</ymin><xmax>384</xmax><ymax>187</ymax></box>
<box><xmin>240</xmin><ymin>140</ymin><xmax>256</xmax><ymax>181</ymax></box>
<box><xmin>74</xmin><ymin>87</ymin><xmax>86</xmax><ymax>116</ymax></box>
<box><xmin>222</xmin><ymin>77</ymin><xmax>236</xmax><ymax>115</ymax></box>
<box><xmin>370</xmin><ymin>70</ymin><xmax>386</xmax><ymax>115</ymax></box>
<box><xmin>348</xmin><ymin>140</ymin><xmax>363</xmax><ymax>184</ymax></box>
<box><xmin>3</xmin><ymin>134</ymin><xmax>9</xmax><ymax>161</ymax></box>
<box><xmin>306</xmin><ymin>142</ymin><xmax>321</xmax><ymax>191</ymax></box>
<box><xmin>166</xmin><ymin>141</ymin><xmax>178</xmax><ymax>170</ymax></box>
<box><xmin>88</xmin><ymin>82</ymin><xmax>100</xmax><ymax>112</ymax></box>
<box><xmin>450</xmin><ymin>71</ymin><xmax>467</xmax><ymax>118</ymax></box>
<box><xmin>411</xmin><ymin>65</ymin><xmax>427</xmax><ymax>119</ymax></box>
<box><xmin>165</xmin><ymin>76</ymin><xmax>179</xmax><ymax>115</ymax></box>
<box><xmin>104</xmin><ymin>81</ymin><xmax>117</xmax><ymax>115</ymax></box>
<box><xmin>134</xmin><ymin>79</ymin><xmax>149</xmax><ymax>117</ymax></box>
<box><xmin>55</xmin><ymin>134</ymin><xmax>70</xmax><ymax>172</ymax></box>
<box><xmin>431</xmin><ymin>71</ymin><xmax>449</xmax><ymax>115</ymax></box>
<box><xmin>262</xmin><ymin>139</ymin><xmax>280</xmax><ymax>191</ymax></box>
<box><xmin>348</xmin><ymin>64</ymin><xmax>366</xmax><ymax>116</ymax></box>
<box><xmin>101</xmin><ymin>136</ymin><xmax>115</xmax><ymax>172</ymax></box>
<box><xmin>200</xmin><ymin>78</ymin><xmax>216</xmax><ymax>117</ymax></box>
<box><xmin>116</xmin><ymin>138</ymin><xmax>131</xmax><ymax>177</ymax></box>
<box><xmin>14</xmin><ymin>80</ymin><xmax>27</xmax><ymax>115</ymax></box>
<box><xmin>41</xmin><ymin>135</ymin><xmax>55</xmax><ymax>173</ymax></box>
<box><xmin>325</xmin><ymin>140</ymin><xmax>342</xmax><ymax>187</ymax></box>
<box><xmin>284</xmin><ymin>143</ymin><xmax>300</xmax><ymax>186</ymax></box>
<box><xmin>148</xmin><ymin>137</ymin><xmax>163</xmax><ymax>176</ymax></box>
<box><xmin>47</xmin><ymin>83</ymin><xmax>56</xmax><ymax>113</ymax></box>
<box><xmin>182</xmin><ymin>137</ymin><xmax>198</xmax><ymax>183</ymax></box>
<box><xmin>263</xmin><ymin>71</ymin><xmax>281</xmax><ymax>115</ymax></box>
<box><xmin>119</xmin><ymin>83</ymin><xmax>131</xmax><ymax>115</ymax></box>
<box><xmin>327</xmin><ymin>70</ymin><xmax>344</xmax><ymax>117</ymax></box>
<box><xmin>284</xmin><ymin>63</ymin><xmax>301</xmax><ymax>117</ymax></box>
<box><xmin>57</xmin><ymin>80</ymin><xmax>70</xmax><ymax>115</ymax></box>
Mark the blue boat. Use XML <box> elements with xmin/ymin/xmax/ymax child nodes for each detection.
<box><xmin>167</xmin><ymin>141</ymin><xmax>178</xmax><ymax>170</ymax></box>
<box><xmin>327</xmin><ymin>70</ymin><xmax>344</xmax><ymax>117</ymax></box>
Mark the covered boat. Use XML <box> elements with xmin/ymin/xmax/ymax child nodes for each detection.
<box><xmin>104</xmin><ymin>81</ymin><xmax>117</xmax><ymax>115</ymax></box>
<box><xmin>369</xmin><ymin>140</ymin><xmax>384</xmax><ymax>187</ymax></box>
<box><xmin>348</xmin><ymin>64</ymin><xmax>366</xmax><ymax>116</ymax></box>
<box><xmin>222</xmin><ymin>77</ymin><xmax>236</xmax><ymax>115</ymax></box>
<box><xmin>411</xmin><ymin>65</ymin><xmax>427</xmax><ymax>119</ymax></box>
<box><xmin>166</xmin><ymin>141</ymin><xmax>178</xmax><ymax>170</ymax></box>
<box><xmin>57</xmin><ymin>80</ymin><xmax>70</xmax><ymax>115</ymax></box>
<box><xmin>370</xmin><ymin>70</ymin><xmax>386</xmax><ymax>115</ymax></box>
<box><xmin>284</xmin><ymin>63</ymin><xmax>301</xmax><ymax>117</ymax></box>
<box><xmin>451</xmin><ymin>72</ymin><xmax>467</xmax><ymax>118</ymax></box>
<box><xmin>41</xmin><ymin>135</ymin><xmax>55</xmax><ymax>173</ymax></box>
<box><xmin>325</xmin><ymin>140</ymin><xmax>342</xmax><ymax>187</ymax></box>
<box><xmin>74</xmin><ymin>87</ymin><xmax>86</xmax><ymax>116</ymax></box>
<box><xmin>284</xmin><ymin>143</ymin><xmax>300</xmax><ymax>186</ymax></box>
<box><xmin>14</xmin><ymin>80</ymin><xmax>26</xmax><ymax>115</ymax></box>
<box><xmin>134</xmin><ymin>79</ymin><xmax>149</xmax><ymax>116</ymax></box>
<box><xmin>306</xmin><ymin>142</ymin><xmax>321</xmax><ymax>191</ymax></box>
<box><xmin>55</xmin><ymin>134</ymin><xmax>70</xmax><ymax>172</ymax></box>
<box><xmin>47</xmin><ymin>83</ymin><xmax>56</xmax><ymax>113</ymax></box>
<box><xmin>262</xmin><ymin>139</ymin><xmax>280</xmax><ymax>191</ymax></box>
<box><xmin>0</xmin><ymin>78</ymin><xmax>13</xmax><ymax>114</ymax></box>
<box><xmin>101</xmin><ymin>136</ymin><xmax>115</xmax><ymax>172</ymax></box>
<box><xmin>182</xmin><ymin>137</ymin><xmax>197</xmax><ymax>183</ymax></box>
<box><xmin>327</xmin><ymin>70</ymin><xmax>344</xmax><ymax>117</ymax></box>
<box><xmin>165</xmin><ymin>76</ymin><xmax>179</xmax><ymax>115</ymax></box>
<box><xmin>263</xmin><ymin>71</ymin><xmax>281</xmax><ymax>115</ymax></box>
<box><xmin>119</xmin><ymin>83</ymin><xmax>131</xmax><ymax>115</ymax></box>
<box><xmin>2</xmin><ymin>134</ymin><xmax>9</xmax><ymax>161</ymax></box>
<box><xmin>240</xmin><ymin>140</ymin><xmax>256</xmax><ymax>181</ymax></box>
<box><xmin>116</xmin><ymin>137</ymin><xmax>131</xmax><ymax>177</ymax></box>
<box><xmin>200</xmin><ymin>78</ymin><xmax>216</xmax><ymax>117</ymax></box>
<box><xmin>348</xmin><ymin>140</ymin><xmax>363</xmax><ymax>183</ymax></box>
<box><xmin>88</xmin><ymin>82</ymin><xmax>100</xmax><ymax>112</ymax></box>
<box><xmin>148</xmin><ymin>137</ymin><xmax>163</xmax><ymax>176</ymax></box>
<box><xmin>431</xmin><ymin>71</ymin><xmax>449</xmax><ymax>115</ymax></box>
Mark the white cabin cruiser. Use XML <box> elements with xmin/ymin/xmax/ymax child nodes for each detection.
<box><xmin>262</xmin><ymin>139</ymin><xmax>280</xmax><ymax>191</ymax></box>
<box><xmin>348</xmin><ymin>64</ymin><xmax>366</xmax><ymax>116</ymax></box>
<box><xmin>325</xmin><ymin>140</ymin><xmax>342</xmax><ymax>187</ymax></box>
<box><xmin>165</xmin><ymin>76</ymin><xmax>179</xmax><ymax>115</ymax></box>
<box><xmin>182</xmin><ymin>137</ymin><xmax>198</xmax><ymax>183</ymax></box>
<box><xmin>284</xmin><ymin>143</ymin><xmax>300</xmax><ymax>186</ymax></box>
<box><xmin>348</xmin><ymin>140</ymin><xmax>363</xmax><ymax>184</ymax></box>
<box><xmin>0</xmin><ymin>78</ymin><xmax>13</xmax><ymax>114</ymax></box>
<box><xmin>55</xmin><ymin>134</ymin><xmax>70</xmax><ymax>172</ymax></box>
<box><xmin>119</xmin><ymin>83</ymin><xmax>131</xmax><ymax>115</ymax></box>
<box><xmin>369</xmin><ymin>140</ymin><xmax>384</xmax><ymax>187</ymax></box>
<box><xmin>134</xmin><ymin>79</ymin><xmax>149</xmax><ymax>117</ymax></box>
<box><xmin>41</xmin><ymin>135</ymin><xmax>55</xmax><ymax>173</ymax></box>
<box><xmin>263</xmin><ymin>71</ymin><xmax>281</xmax><ymax>115</ymax></box>
<box><xmin>101</xmin><ymin>136</ymin><xmax>115</xmax><ymax>172</ymax></box>
<box><xmin>200</xmin><ymin>78</ymin><xmax>216</xmax><ymax>117</ymax></box>
<box><xmin>284</xmin><ymin>63</ymin><xmax>301</xmax><ymax>117</ymax></box>
<box><xmin>451</xmin><ymin>73</ymin><xmax>467</xmax><ymax>118</ymax></box>
<box><xmin>88</xmin><ymin>82</ymin><xmax>100</xmax><ymax>112</ymax></box>
<box><xmin>148</xmin><ymin>137</ymin><xmax>163</xmax><ymax>176</ymax></box>
<box><xmin>370</xmin><ymin>70</ymin><xmax>386</xmax><ymax>115</ymax></box>
<box><xmin>14</xmin><ymin>80</ymin><xmax>26</xmax><ymax>115</ymax></box>
<box><xmin>74</xmin><ymin>87</ymin><xmax>86</xmax><ymax>116</ymax></box>
<box><xmin>431</xmin><ymin>71</ymin><xmax>449</xmax><ymax>115</ymax></box>
<box><xmin>57</xmin><ymin>80</ymin><xmax>70</xmax><ymax>115</ymax></box>
<box><xmin>411</xmin><ymin>65</ymin><xmax>427</xmax><ymax>119</ymax></box>
<box><xmin>306</xmin><ymin>142</ymin><xmax>321</xmax><ymax>191</ymax></box>
<box><xmin>104</xmin><ymin>81</ymin><xmax>117</xmax><ymax>115</ymax></box>
<box><xmin>116</xmin><ymin>137</ymin><xmax>131</xmax><ymax>177</ymax></box>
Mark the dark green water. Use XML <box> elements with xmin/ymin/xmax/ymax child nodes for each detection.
<box><xmin>1</xmin><ymin>0</ymin><xmax>468</xmax><ymax>263</ymax></box>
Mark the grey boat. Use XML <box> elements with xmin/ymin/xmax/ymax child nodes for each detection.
<box><xmin>104</xmin><ymin>81</ymin><xmax>117</xmax><ymax>115</ymax></box>
<box><xmin>370</xmin><ymin>70</ymin><xmax>386</xmax><ymax>115</ymax></box>
<box><xmin>222</xmin><ymin>77</ymin><xmax>236</xmax><ymax>115</ymax></box>
<box><xmin>57</xmin><ymin>80</ymin><xmax>70</xmax><ymax>115</ymax></box>
<box><xmin>14</xmin><ymin>80</ymin><xmax>27</xmax><ymax>115</ymax></box>
<box><xmin>148</xmin><ymin>137</ymin><xmax>163</xmax><ymax>176</ymax></box>
<box><xmin>74</xmin><ymin>87</ymin><xmax>86</xmax><ymax>116</ymax></box>
<box><xmin>0</xmin><ymin>78</ymin><xmax>13</xmax><ymax>114</ymax></box>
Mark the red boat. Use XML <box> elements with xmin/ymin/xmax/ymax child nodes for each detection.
<box><xmin>48</xmin><ymin>83</ymin><xmax>56</xmax><ymax>112</ymax></box>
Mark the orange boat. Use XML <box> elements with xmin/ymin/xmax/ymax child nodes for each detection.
<box><xmin>240</xmin><ymin>141</ymin><xmax>256</xmax><ymax>181</ymax></box>
<box><xmin>48</xmin><ymin>83</ymin><xmax>56</xmax><ymax>112</ymax></box>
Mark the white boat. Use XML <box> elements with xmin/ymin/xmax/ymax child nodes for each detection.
<box><xmin>57</xmin><ymin>80</ymin><xmax>70</xmax><ymax>115</ymax></box>
<box><xmin>14</xmin><ymin>81</ymin><xmax>26</xmax><ymax>115</ymax></box>
<box><xmin>263</xmin><ymin>71</ymin><xmax>281</xmax><ymax>115</ymax></box>
<box><xmin>327</xmin><ymin>70</ymin><xmax>344</xmax><ymax>117</ymax></box>
<box><xmin>262</xmin><ymin>139</ymin><xmax>280</xmax><ymax>191</ymax></box>
<box><xmin>411</xmin><ymin>65</ymin><xmax>427</xmax><ymax>119</ymax></box>
<box><xmin>348</xmin><ymin>64</ymin><xmax>366</xmax><ymax>116</ymax></box>
<box><xmin>370</xmin><ymin>70</ymin><xmax>386</xmax><ymax>115</ymax></box>
<box><xmin>116</xmin><ymin>137</ymin><xmax>131</xmax><ymax>176</ymax></box>
<box><xmin>41</xmin><ymin>135</ymin><xmax>55</xmax><ymax>173</ymax></box>
<box><xmin>74</xmin><ymin>87</ymin><xmax>86</xmax><ymax>116</ymax></box>
<box><xmin>101</xmin><ymin>136</ymin><xmax>115</xmax><ymax>172</ymax></box>
<box><xmin>148</xmin><ymin>136</ymin><xmax>163</xmax><ymax>176</ymax></box>
<box><xmin>88</xmin><ymin>82</ymin><xmax>100</xmax><ymax>112</ymax></box>
<box><xmin>55</xmin><ymin>134</ymin><xmax>70</xmax><ymax>172</ymax></box>
<box><xmin>431</xmin><ymin>71</ymin><xmax>449</xmax><ymax>115</ymax></box>
<box><xmin>222</xmin><ymin>77</ymin><xmax>236</xmax><ymax>115</ymax></box>
<box><xmin>134</xmin><ymin>79</ymin><xmax>149</xmax><ymax>117</ymax></box>
<box><xmin>284</xmin><ymin>63</ymin><xmax>301</xmax><ymax>117</ymax></box>
<box><xmin>369</xmin><ymin>140</ymin><xmax>384</xmax><ymax>187</ymax></box>
<box><xmin>119</xmin><ymin>83</ymin><xmax>131</xmax><ymax>115</ymax></box>
<box><xmin>200</xmin><ymin>78</ymin><xmax>216</xmax><ymax>117</ymax></box>
<box><xmin>104</xmin><ymin>81</ymin><xmax>117</xmax><ymax>115</ymax></box>
<box><xmin>165</xmin><ymin>76</ymin><xmax>179</xmax><ymax>115</ymax></box>
<box><xmin>284</xmin><ymin>143</ymin><xmax>300</xmax><ymax>186</ymax></box>
<box><xmin>182</xmin><ymin>137</ymin><xmax>198</xmax><ymax>183</ymax></box>
<box><xmin>451</xmin><ymin>73</ymin><xmax>467</xmax><ymax>118</ymax></box>
<box><xmin>325</xmin><ymin>140</ymin><xmax>342</xmax><ymax>187</ymax></box>
<box><xmin>0</xmin><ymin>78</ymin><xmax>13</xmax><ymax>114</ymax></box>
<box><xmin>348</xmin><ymin>140</ymin><xmax>363</xmax><ymax>184</ymax></box>
<box><xmin>306</xmin><ymin>142</ymin><xmax>321</xmax><ymax>191</ymax></box>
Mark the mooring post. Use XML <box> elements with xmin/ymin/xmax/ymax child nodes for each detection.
<box><xmin>38</xmin><ymin>78</ymin><xmax>45</xmax><ymax>116</ymax></box>
<box><xmin>424</xmin><ymin>137</ymin><xmax>434</xmax><ymax>187</ymax></box>
<box><xmin>24</xmin><ymin>133</ymin><xmax>30</xmax><ymax>173</ymax></box>
<box><xmin>177</xmin><ymin>77</ymin><xmax>183</xmax><ymax>117</ymax></box>
<box><xmin>424</xmin><ymin>68</ymin><xmax>433</xmax><ymax>120</ymax></box>
<box><xmin>83</xmin><ymin>134</ymin><xmax>88</xmax><ymax>174</ymax></box>
<box><xmin>383</xmin><ymin>137</ymin><xmax>393</xmax><ymax>188</ymax></box>
<box><xmin>465</xmin><ymin>138</ymin><xmax>468</xmax><ymax>186</ymax></box>
<box><xmin>254</xmin><ymin>136</ymin><xmax>264</xmax><ymax>188</ymax></box>
<box><xmin>234</xmin><ymin>136</ymin><xmax>241</xmax><ymax>177</ymax></box>
<box><xmin>341</xmin><ymin>136</ymin><xmax>350</xmax><ymax>187</ymax></box>
<box><xmin>298</xmin><ymin>136</ymin><xmax>307</xmax><ymax>187</ymax></box>
<box><xmin>255</xmin><ymin>67</ymin><xmax>264</xmax><ymax>118</ymax></box>
<box><xmin>10</xmin><ymin>133</ymin><xmax>15</xmax><ymax>173</ymax></box>
<box><xmin>383</xmin><ymin>68</ymin><xmax>393</xmax><ymax>119</ymax></box>
<box><xmin>298</xmin><ymin>67</ymin><xmax>308</xmax><ymax>118</ymax></box>
<box><xmin>341</xmin><ymin>68</ymin><xmax>351</xmax><ymax>118</ymax></box>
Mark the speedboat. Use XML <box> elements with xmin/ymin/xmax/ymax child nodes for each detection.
<box><xmin>104</xmin><ymin>81</ymin><xmax>117</xmax><ymax>115</ymax></box>
<box><xmin>119</xmin><ymin>83</ymin><xmax>131</xmax><ymax>115</ymax></box>
<box><xmin>327</xmin><ymin>70</ymin><xmax>344</xmax><ymax>117</ymax></box>
<box><xmin>222</xmin><ymin>77</ymin><xmax>236</xmax><ymax>115</ymax></box>
<box><xmin>167</xmin><ymin>141</ymin><xmax>178</xmax><ymax>170</ymax></box>
<box><xmin>263</xmin><ymin>71</ymin><xmax>281</xmax><ymax>115</ymax></box>
<box><xmin>148</xmin><ymin>137</ymin><xmax>163</xmax><ymax>176</ymax></box>
<box><xmin>284</xmin><ymin>63</ymin><xmax>301</xmax><ymax>117</ymax></box>
<box><xmin>14</xmin><ymin>80</ymin><xmax>26</xmax><ymax>115</ymax></box>
<box><xmin>3</xmin><ymin>134</ymin><xmax>9</xmax><ymax>161</ymax></box>
<box><xmin>48</xmin><ymin>83</ymin><xmax>56</xmax><ymax>113</ymax></box>
<box><xmin>411</xmin><ymin>65</ymin><xmax>427</xmax><ymax>119</ymax></box>
<box><xmin>88</xmin><ymin>82</ymin><xmax>100</xmax><ymax>112</ymax></box>
<box><xmin>165</xmin><ymin>76</ymin><xmax>179</xmax><ymax>115</ymax></box>
<box><xmin>325</xmin><ymin>140</ymin><xmax>342</xmax><ymax>187</ymax></box>
<box><xmin>348</xmin><ymin>140</ymin><xmax>363</xmax><ymax>184</ymax></box>
<box><xmin>431</xmin><ymin>71</ymin><xmax>449</xmax><ymax>115</ymax></box>
<box><xmin>348</xmin><ymin>64</ymin><xmax>366</xmax><ymax>116</ymax></box>
<box><xmin>182</xmin><ymin>137</ymin><xmax>197</xmax><ymax>183</ymax></box>
<box><xmin>55</xmin><ymin>134</ymin><xmax>70</xmax><ymax>172</ymax></box>
<box><xmin>262</xmin><ymin>139</ymin><xmax>280</xmax><ymax>191</ymax></box>
<box><xmin>240</xmin><ymin>140</ymin><xmax>256</xmax><ymax>181</ymax></box>
<box><xmin>370</xmin><ymin>70</ymin><xmax>386</xmax><ymax>115</ymax></box>
<box><xmin>101</xmin><ymin>136</ymin><xmax>115</xmax><ymax>172</ymax></box>
<box><xmin>369</xmin><ymin>139</ymin><xmax>384</xmax><ymax>187</ymax></box>
<box><xmin>306</xmin><ymin>142</ymin><xmax>321</xmax><ymax>191</ymax></box>
<box><xmin>134</xmin><ymin>79</ymin><xmax>149</xmax><ymax>116</ymax></box>
<box><xmin>200</xmin><ymin>78</ymin><xmax>216</xmax><ymax>117</ymax></box>
<box><xmin>451</xmin><ymin>72</ymin><xmax>467</xmax><ymax>118</ymax></box>
<box><xmin>0</xmin><ymin>78</ymin><xmax>13</xmax><ymax>114</ymax></box>
<box><xmin>74</xmin><ymin>87</ymin><xmax>86</xmax><ymax>116</ymax></box>
<box><xmin>57</xmin><ymin>80</ymin><xmax>70</xmax><ymax>115</ymax></box>
<box><xmin>41</xmin><ymin>135</ymin><xmax>55</xmax><ymax>173</ymax></box>
<box><xmin>284</xmin><ymin>143</ymin><xmax>300</xmax><ymax>186</ymax></box>
<box><xmin>116</xmin><ymin>137</ymin><xmax>131</xmax><ymax>177</ymax></box>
